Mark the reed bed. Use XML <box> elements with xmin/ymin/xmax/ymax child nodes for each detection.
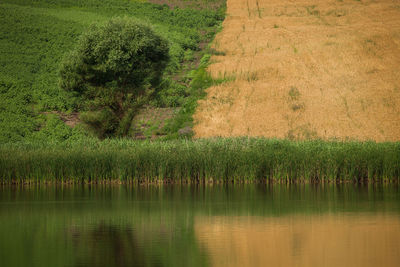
<box><xmin>0</xmin><ymin>138</ymin><xmax>399</xmax><ymax>184</ymax></box>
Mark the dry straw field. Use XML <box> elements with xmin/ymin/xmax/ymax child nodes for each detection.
<box><xmin>193</xmin><ymin>0</ymin><xmax>400</xmax><ymax>141</ymax></box>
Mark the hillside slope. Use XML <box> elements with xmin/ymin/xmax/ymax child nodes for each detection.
<box><xmin>193</xmin><ymin>0</ymin><xmax>400</xmax><ymax>141</ymax></box>
<box><xmin>0</xmin><ymin>0</ymin><xmax>224</xmax><ymax>142</ymax></box>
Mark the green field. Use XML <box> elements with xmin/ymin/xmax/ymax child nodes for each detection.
<box><xmin>0</xmin><ymin>0</ymin><xmax>225</xmax><ymax>142</ymax></box>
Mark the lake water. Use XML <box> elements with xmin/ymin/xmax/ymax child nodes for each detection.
<box><xmin>0</xmin><ymin>184</ymin><xmax>399</xmax><ymax>267</ymax></box>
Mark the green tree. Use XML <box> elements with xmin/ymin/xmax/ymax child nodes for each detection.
<box><xmin>59</xmin><ymin>17</ymin><xmax>169</xmax><ymax>138</ymax></box>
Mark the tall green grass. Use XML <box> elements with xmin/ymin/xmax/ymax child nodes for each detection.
<box><xmin>1</xmin><ymin>138</ymin><xmax>399</xmax><ymax>183</ymax></box>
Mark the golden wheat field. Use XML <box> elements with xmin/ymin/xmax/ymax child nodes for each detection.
<box><xmin>193</xmin><ymin>0</ymin><xmax>400</xmax><ymax>141</ymax></box>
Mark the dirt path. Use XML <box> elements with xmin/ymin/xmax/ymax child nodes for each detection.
<box><xmin>193</xmin><ymin>0</ymin><xmax>400</xmax><ymax>141</ymax></box>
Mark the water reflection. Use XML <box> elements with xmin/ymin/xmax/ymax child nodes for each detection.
<box><xmin>67</xmin><ymin>220</ymin><xmax>208</xmax><ymax>267</ymax></box>
<box><xmin>0</xmin><ymin>184</ymin><xmax>399</xmax><ymax>267</ymax></box>
<box><xmin>196</xmin><ymin>214</ymin><xmax>400</xmax><ymax>267</ymax></box>
<box><xmin>70</xmin><ymin>223</ymin><xmax>148</xmax><ymax>267</ymax></box>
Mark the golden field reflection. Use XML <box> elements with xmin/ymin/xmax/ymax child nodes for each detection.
<box><xmin>196</xmin><ymin>214</ymin><xmax>400</xmax><ymax>267</ymax></box>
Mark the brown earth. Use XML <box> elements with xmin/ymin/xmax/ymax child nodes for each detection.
<box><xmin>42</xmin><ymin>111</ymin><xmax>80</xmax><ymax>127</ymax></box>
<box><xmin>195</xmin><ymin>214</ymin><xmax>400</xmax><ymax>267</ymax></box>
<box><xmin>193</xmin><ymin>0</ymin><xmax>400</xmax><ymax>141</ymax></box>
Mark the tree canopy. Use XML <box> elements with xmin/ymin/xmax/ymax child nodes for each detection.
<box><xmin>60</xmin><ymin>17</ymin><xmax>169</xmax><ymax>137</ymax></box>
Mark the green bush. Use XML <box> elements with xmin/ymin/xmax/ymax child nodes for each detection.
<box><xmin>31</xmin><ymin>115</ymin><xmax>72</xmax><ymax>141</ymax></box>
<box><xmin>59</xmin><ymin>17</ymin><xmax>169</xmax><ymax>138</ymax></box>
<box><xmin>0</xmin><ymin>79</ymin><xmax>37</xmax><ymax>143</ymax></box>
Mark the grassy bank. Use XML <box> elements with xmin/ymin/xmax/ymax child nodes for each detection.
<box><xmin>1</xmin><ymin>138</ymin><xmax>399</xmax><ymax>183</ymax></box>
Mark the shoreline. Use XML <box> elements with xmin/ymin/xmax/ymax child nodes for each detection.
<box><xmin>1</xmin><ymin>176</ymin><xmax>398</xmax><ymax>186</ymax></box>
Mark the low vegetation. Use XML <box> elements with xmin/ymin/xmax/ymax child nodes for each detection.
<box><xmin>1</xmin><ymin>138</ymin><xmax>398</xmax><ymax>183</ymax></box>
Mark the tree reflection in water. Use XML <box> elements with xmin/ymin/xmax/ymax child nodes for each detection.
<box><xmin>71</xmin><ymin>222</ymin><xmax>156</xmax><ymax>267</ymax></box>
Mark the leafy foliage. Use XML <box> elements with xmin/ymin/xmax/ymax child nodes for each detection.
<box><xmin>0</xmin><ymin>80</ymin><xmax>37</xmax><ymax>143</ymax></box>
<box><xmin>31</xmin><ymin>115</ymin><xmax>73</xmax><ymax>142</ymax></box>
<box><xmin>60</xmin><ymin>18</ymin><xmax>169</xmax><ymax>137</ymax></box>
<box><xmin>60</xmin><ymin>18</ymin><xmax>169</xmax><ymax>94</ymax></box>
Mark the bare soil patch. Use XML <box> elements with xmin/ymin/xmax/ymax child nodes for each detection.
<box><xmin>42</xmin><ymin>111</ymin><xmax>80</xmax><ymax>128</ymax></box>
<box><xmin>131</xmin><ymin>106</ymin><xmax>178</xmax><ymax>139</ymax></box>
<box><xmin>193</xmin><ymin>0</ymin><xmax>400</xmax><ymax>141</ymax></box>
